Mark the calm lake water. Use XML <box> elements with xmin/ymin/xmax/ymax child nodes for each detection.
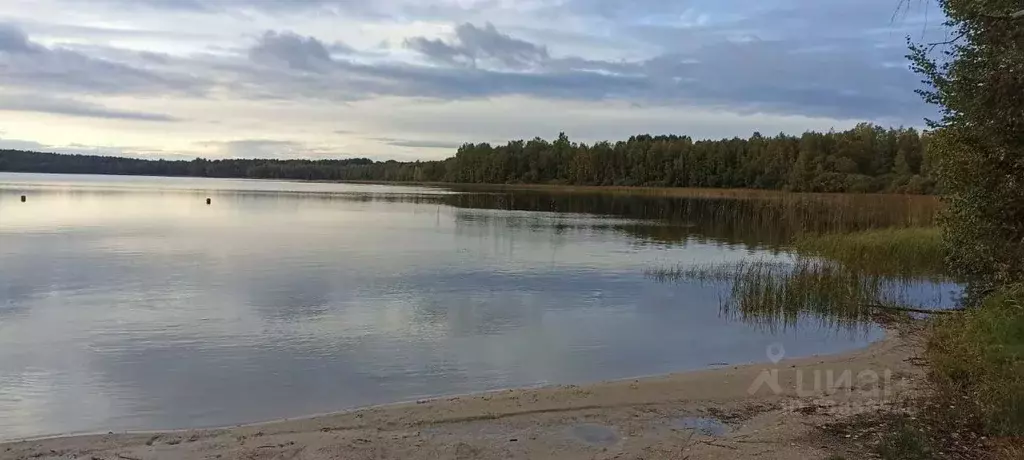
<box><xmin>0</xmin><ymin>173</ymin><xmax>945</xmax><ymax>439</ymax></box>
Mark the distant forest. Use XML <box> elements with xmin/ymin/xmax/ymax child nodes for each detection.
<box><xmin>0</xmin><ymin>123</ymin><xmax>935</xmax><ymax>194</ymax></box>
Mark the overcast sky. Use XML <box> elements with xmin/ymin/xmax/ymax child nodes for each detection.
<box><xmin>0</xmin><ymin>0</ymin><xmax>946</xmax><ymax>160</ymax></box>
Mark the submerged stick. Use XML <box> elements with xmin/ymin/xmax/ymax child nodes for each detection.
<box><xmin>865</xmin><ymin>304</ymin><xmax>963</xmax><ymax>315</ymax></box>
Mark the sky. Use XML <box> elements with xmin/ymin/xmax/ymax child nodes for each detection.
<box><xmin>0</xmin><ymin>0</ymin><xmax>947</xmax><ymax>161</ymax></box>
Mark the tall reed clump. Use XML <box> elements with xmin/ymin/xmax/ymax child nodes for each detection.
<box><xmin>645</xmin><ymin>259</ymin><xmax>908</xmax><ymax>331</ymax></box>
<box><xmin>793</xmin><ymin>227</ymin><xmax>945</xmax><ymax>280</ymax></box>
<box><xmin>926</xmin><ymin>284</ymin><xmax>1024</xmax><ymax>440</ymax></box>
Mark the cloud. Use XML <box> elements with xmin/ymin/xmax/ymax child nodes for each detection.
<box><xmin>244</xmin><ymin>60</ymin><xmax>648</xmax><ymax>106</ymax></box>
<box><xmin>234</xmin><ymin>27</ymin><xmax>646</xmax><ymax>103</ymax></box>
<box><xmin>0</xmin><ymin>0</ymin><xmax>942</xmax><ymax>160</ymax></box>
<box><xmin>64</xmin><ymin>0</ymin><xmax>474</xmax><ymax>19</ymax></box>
<box><xmin>405</xmin><ymin>22</ymin><xmax>550</xmax><ymax>69</ymax></box>
<box><xmin>198</xmin><ymin>139</ymin><xmax>347</xmax><ymax>159</ymax></box>
<box><xmin>0</xmin><ymin>93</ymin><xmax>182</xmax><ymax>121</ymax></box>
<box><xmin>4</xmin><ymin>7</ymin><xmax>934</xmax><ymax>125</ymax></box>
<box><xmin>0</xmin><ymin>23</ymin><xmax>205</xmax><ymax>96</ymax></box>
<box><xmin>0</xmin><ymin>138</ymin><xmax>50</xmax><ymax>151</ymax></box>
<box><xmin>0</xmin><ymin>22</ymin><xmax>35</xmax><ymax>53</ymax></box>
<box><xmin>628</xmin><ymin>37</ymin><xmax>925</xmax><ymax>120</ymax></box>
<box><xmin>375</xmin><ymin>137</ymin><xmax>464</xmax><ymax>149</ymax></box>
<box><xmin>249</xmin><ymin>31</ymin><xmax>351</xmax><ymax>72</ymax></box>
<box><xmin>229</xmin><ymin>21</ymin><xmax>919</xmax><ymax>122</ymax></box>
<box><xmin>0</xmin><ymin>136</ymin><xmax>190</xmax><ymax>158</ymax></box>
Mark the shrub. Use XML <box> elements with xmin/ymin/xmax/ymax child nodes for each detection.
<box><xmin>927</xmin><ymin>284</ymin><xmax>1024</xmax><ymax>436</ymax></box>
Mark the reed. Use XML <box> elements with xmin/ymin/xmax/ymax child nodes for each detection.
<box><xmin>645</xmin><ymin>258</ymin><xmax>926</xmax><ymax>331</ymax></box>
<box><xmin>793</xmin><ymin>227</ymin><xmax>945</xmax><ymax>280</ymax></box>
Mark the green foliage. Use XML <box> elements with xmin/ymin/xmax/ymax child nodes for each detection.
<box><xmin>908</xmin><ymin>0</ymin><xmax>1024</xmax><ymax>293</ymax></box>
<box><xmin>905</xmin><ymin>2</ymin><xmax>1024</xmax><ymax>457</ymax></box>
<box><xmin>1</xmin><ymin>123</ymin><xmax>938</xmax><ymax>194</ymax></box>
<box><xmin>0</xmin><ymin>150</ymin><xmax>407</xmax><ymax>181</ymax></box>
<box><xmin>437</xmin><ymin>125</ymin><xmax>934</xmax><ymax>193</ymax></box>
<box><xmin>927</xmin><ymin>284</ymin><xmax>1024</xmax><ymax>437</ymax></box>
<box><xmin>793</xmin><ymin>227</ymin><xmax>946</xmax><ymax>280</ymax></box>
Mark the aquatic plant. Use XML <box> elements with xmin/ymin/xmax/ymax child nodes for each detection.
<box><xmin>645</xmin><ymin>257</ymin><xmax>950</xmax><ymax>332</ymax></box>
<box><xmin>793</xmin><ymin>227</ymin><xmax>946</xmax><ymax>281</ymax></box>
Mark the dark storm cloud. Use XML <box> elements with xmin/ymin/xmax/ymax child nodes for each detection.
<box><xmin>0</xmin><ymin>93</ymin><xmax>182</xmax><ymax>121</ymax></box>
<box><xmin>0</xmin><ymin>23</ymin><xmax>205</xmax><ymax>96</ymax></box>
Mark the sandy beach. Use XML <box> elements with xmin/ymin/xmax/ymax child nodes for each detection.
<box><xmin>1</xmin><ymin>329</ymin><xmax>923</xmax><ymax>460</ymax></box>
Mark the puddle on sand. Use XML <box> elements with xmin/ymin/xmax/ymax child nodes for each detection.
<box><xmin>674</xmin><ymin>416</ymin><xmax>730</xmax><ymax>437</ymax></box>
<box><xmin>567</xmin><ymin>424</ymin><xmax>619</xmax><ymax>446</ymax></box>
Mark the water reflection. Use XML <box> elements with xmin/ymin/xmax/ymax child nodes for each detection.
<box><xmin>0</xmin><ymin>173</ymin><xmax>922</xmax><ymax>439</ymax></box>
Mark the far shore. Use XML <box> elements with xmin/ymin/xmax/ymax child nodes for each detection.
<box><xmin>2</xmin><ymin>327</ymin><xmax>925</xmax><ymax>460</ymax></box>
<box><xmin>335</xmin><ymin>179</ymin><xmax>941</xmax><ymax>200</ymax></box>
<box><xmin>2</xmin><ymin>171</ymin><xmax>939</xmax><ymax>200</ymax></box>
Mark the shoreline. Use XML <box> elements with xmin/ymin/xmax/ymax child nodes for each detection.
<box><xmin>2</xmin><ymin>328</ymin><xmax>924</xmax><ymax>459</ymax></box>
<box><xmin>336</xmin><ymin>180</ymin><xmax>940</xmax><ymax>201</ymax></box>
<box><xmin>1</xmin><ymin>171</ymin><xmax>938</xmax><ymax>200</ymax></box>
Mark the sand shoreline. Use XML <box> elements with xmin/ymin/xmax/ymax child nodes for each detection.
<box><xmin>1</xmin><ymin>328</ymin><xmax>923</xmax><ymax>459</ymax></box>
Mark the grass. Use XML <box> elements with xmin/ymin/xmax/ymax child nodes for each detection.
<box><xmin>793</xmin><ymin>227</ymin><xmax>946</xmax><ymax>279</ymax></box>
<box><xmin>875</xmin><ymin>414</ymin><xmax>935</xmax><ymax>460</ymax></box>
<box><xmin>927</xmin><ymin>283</ymin><xmax>1024</xmax><ymax>438</ymax></box>
<box><xmin>645</xmin><ymin>258</ymin><xmax>921</xmax><ymax>331</ymax></box>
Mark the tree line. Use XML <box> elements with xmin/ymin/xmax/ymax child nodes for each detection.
<box><xmin>0</xmin><ymin>123</ymin><xmax>936</xmax><ymax>194</ymax></box>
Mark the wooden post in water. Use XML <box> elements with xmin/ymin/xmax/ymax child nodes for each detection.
<box><xmin>206</xmin><ymin>197</ymin><xmax>211</xmax><ymax>205</ymax></box>
<box><xmin>20</xmin><ymin>195</ymin><xmax>26</xmax><ymax>202</ymax></box>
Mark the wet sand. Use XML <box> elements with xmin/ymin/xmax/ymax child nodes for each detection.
<box><xmin>1</xmin><ymin>330</ymin><xmax>923</xmax><ymax>460</ymax></box>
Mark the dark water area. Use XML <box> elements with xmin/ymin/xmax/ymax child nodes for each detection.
<box><xmin>0</xmin><ymin>173</ymin><xmax>945</xmax><ymax>439</ymax></box>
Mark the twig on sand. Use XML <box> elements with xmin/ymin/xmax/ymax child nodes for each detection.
<box><xmin>696</xmin><ymin>438</ymin><xmax>737</xmax><ymax>450</ymax></box>
<box><xmin>116</xmin><ymin>454</ymin><xmax>142</xmax><ymax>460</ymax></box>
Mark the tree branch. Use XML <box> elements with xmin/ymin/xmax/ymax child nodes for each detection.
<box><xmin>979</xmin><ymin>8</ymin><xmax>1024</xmax><ymax>20</ymax></box>
<box><xmin>922</xmin><ymin>8</ymin><xmax>1023</xmax><ymax>51</ymax></box>
<box><xmin>926</xmin><ymin>30</ymin><xmax>968</xmax><ymax>51</ymax></box>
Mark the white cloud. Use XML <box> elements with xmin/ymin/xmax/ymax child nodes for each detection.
<box><xmin>0</xmin><ymin>0</ymin><xmax>942</xmax><ymax>160</ymax></box>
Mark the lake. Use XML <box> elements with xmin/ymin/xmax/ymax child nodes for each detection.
<box><xmin>0</xmin><ymin>173</ymin><xmax>946</xmax><ymax>440</ymax></box>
